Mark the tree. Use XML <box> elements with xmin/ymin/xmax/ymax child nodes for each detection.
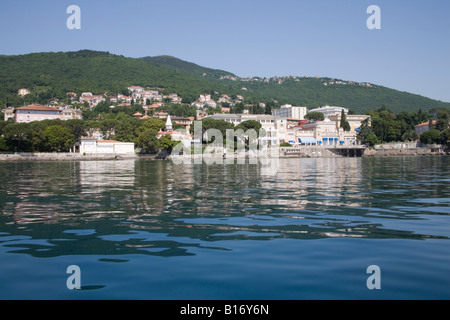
<box><xmin>340</xmin><ymin>109</ymin><xmax>351</xmax><ymax>131</ymax></box>
<box><xmin>29</xmin><ymin>120</ymin><xmax>51</xmax><ymax>151</ymax></box>
<box><xmin>401</xmin><ymin>129</ymin><xmax>418</xmax><ymax>142</ymax></box>
<box><xmin>199</xmin><ymin>119</ymin><xmax>235</xmax><ymax>144</ymax></box>
<box><xmin>2</xmin><ymin>123</ymin><xmax>33</xmax><ymax>152</ymax></box>
<box><xmin>235</xmin><ymin>120</ymin><xmax>262</xmax><ymax>134</ymax></box>
<box><xmin>0</xmin><ymin>137</ymin><xmax>8</xmax><ymax>151</ymax></box>
<box><xmin>264</xmin><ymin>103</ymin><xmax>272</xmax><ymax>115</ymax></box>
<box><xmin>114</xmin><ymin>116</ymin><xmax>141</xmax><ymax>142</ymax></box>
<box><xmin>62</xmin><ymin>119</ymin><xmax>87</xmax><ymax>141</ymax></box>
<box><xmin>357</xmin><ymin>118</ymin><xmax>378</xmax><ymax>146</ymax></box>
<box><xmin>44</xmin><ymin>125</ymin><xmax>75</xmax><ymax>152</ymax></box>
<box><xmin>304</xmin><ymin>112</ymin><xmax>324</xmax><ymax>121</ymax></box>
<box><xmin>139</xmin><ymin>118</ymin><xmax>166</xmax><ymax>133</ymax></box>
<box><xmin>231</xmin><ymin>102</ymin><xmax>245</xmax><ymax>114</ymax></box>
<box><xmin>413</xmin><ymin>109</ymin><xmax>429</xmax><ymax>125</ymax></box>
<box><xmin>436</xmin><ymin>119</ymin><xmax>449</xmax><ymax>132</ymax></box>
<box><xmin>439</xmin><ymin>129</ymin><xmax>450</xmax><ymax>149</ymax></box>
<box><xmin>0</xmin><ymin>121</ymin><xmax>9</xmax><ymax>136</ymax></box>
<box><xmin>137</xmin><ymin>128</ymin><xmax>159</xmax><ymax>154</ymax></box>
<box><xmin>419</xmin><ymin>129</ymin><xmax>441</xmax><ymax>145</ymax></box>
<box><xmin>365</xmin><ymin>133</ymin><xmax>379</xmax><ymax>147</ymax></box>
<box><xmin>397</xmin><ymin>111</ymin><xmax>415</xmax><ymax>130</ymax></box>
<box><xmin>99</xmin><ymin>119</ymin><xmax>119</xmax><ymax>139</ymax></box>
<box><xmin>158</xmin><ymin>134</ymin><xmax>180</xmax><ymax>152</ymax></box>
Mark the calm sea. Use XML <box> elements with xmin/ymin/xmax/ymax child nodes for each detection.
<box><xmin>0</xmin><ymin>156</ymin><xmax>449</xmax><ymax>300</ymax></box>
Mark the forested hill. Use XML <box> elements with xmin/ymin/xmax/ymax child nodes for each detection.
<box><xmin>0</xmin><ymin>50</ymin><xmax>449</xmax><ymax>114</ymax></box>
<box><xmin>140</xmin><ymin>55</ymin><xmax>233</xmax><ymax>79</ymax></box>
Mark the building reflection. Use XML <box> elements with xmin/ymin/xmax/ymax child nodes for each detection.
<box><xmin>1</xmin><ymin>157</ymin><xmax>446</xmax><ymax>260</ymax></box>
<box><xmin>259</xmin><ymin>158</ymin><xmax>365</xmax><ymax>209</ymax></box>
<box><xmin>79</xmin><ymin>160</ymin><xmax>135</xmax><ymax>191</ymax></box>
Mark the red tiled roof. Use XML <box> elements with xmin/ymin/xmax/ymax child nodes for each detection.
<box><xmin>97</xmin><ymin>140</ymin><xmax>121</xmax><ymax>143</ymax></box>
<box><xmin>14</xmin><ymin>105</ymin><xmax>61</xmax><ymax>112</ymax></box>
<box><xmin>416</xmin><ymin>121</ymin><xmax>436</xmax><ymax>127</ymax></box>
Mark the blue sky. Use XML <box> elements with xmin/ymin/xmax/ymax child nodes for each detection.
<box><xmin>1</xmin><ymin>0</ymin><xmax>449</xmax><ymax>102</ymax></box>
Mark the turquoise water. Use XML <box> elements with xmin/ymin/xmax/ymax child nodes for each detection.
<box><xmin>0</xmin><ymin>157</ymin><xmax>449</xmax><ymax>299</ymax></box>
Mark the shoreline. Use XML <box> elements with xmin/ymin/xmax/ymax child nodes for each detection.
<box><xmin>0</xmin><ymin>153</ymin><xmax>158</xmax><ymax>162</ymax></box>
<box><xmin>0</xmin><ymin>146</ymin><xmax>447</xmax><ymax>162</ymax></box>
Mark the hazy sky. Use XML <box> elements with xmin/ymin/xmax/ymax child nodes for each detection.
<box><xmin>1</xmin><ymin>0</ymin><xmax>449</xmax><ymax>102</ymax></box>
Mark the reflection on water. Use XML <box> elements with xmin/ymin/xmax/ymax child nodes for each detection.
<box><xmin>0</xmin><ymin>157</ymin><xmax>449</xmax><ymax>260</ymax></box>
<box><xmin>80</xmin><ymin>160</ymin><xmax>135</xmax><ymax>191</ymax></box>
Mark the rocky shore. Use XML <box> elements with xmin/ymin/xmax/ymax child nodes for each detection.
<box><xmin>362</xmin><ymin>142</ymin><xmax>447</xmax><ymax>157</ymax></box>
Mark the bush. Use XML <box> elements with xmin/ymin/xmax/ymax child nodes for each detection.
<box><xmin>366</xmin><ymin>133</ymin><xmax>379</xmax><ymax>147</ymax></box>
<box><xmin>419</xmin><ymin>129</ymin><xmax>441</xmax><ymax>145</ymax></box>
<box><xmin>280</xmin><ymin>142</ymin><xmax>293</xmax><ymax>147</ymax></box>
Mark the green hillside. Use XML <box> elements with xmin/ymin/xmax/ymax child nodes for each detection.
<box><xmin>140</xmin><ymin>55</ymin><xmax>233</xmax><ymax>79</ymax></box>
<box><xmin>0</xmin><ymin>50</ymin><xmax>448</xmax><ymax>114</ymax></box>
<box><xmin>0</xmin><ymin>50</ymin><xmax>221</xmax><ymax>105</ymax></box>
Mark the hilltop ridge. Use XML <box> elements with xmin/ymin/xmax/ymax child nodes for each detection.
<box><xmin>0</xmin><ymin>50</ymin><xmax>449</xmax><ymax>114</ymax></box>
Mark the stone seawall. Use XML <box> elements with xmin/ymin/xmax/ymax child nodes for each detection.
<box><xmin>280</xmin><ymin>146</ymin><xmax>367</xmax><ymax>158</ymax></box>
<box><xmin>280</xmin><ymin>144</ymin><xmax>447</xmax><ymax>158</ymax></box>
<box><xmin>363</xmin><ymin>142</ymin><xmax>447</xmax><ymax>157</ymax></box>
<box><xmin>280</xmin><ymin>147</ymin><xmax>338</xmax><ymax>158</ymax></box>
<box><xmin>363</xmin><ymin>147</ymin><xmax>446</xmax><ymax>157</ymax></box>
<box><xmin>1</xmin><ymin>145</ymin><xmax>447</xmax><ymax>162</ymax></box>
<box><xmin>0</xmin><ymin>153</ymin><xmax>158</xmax><ymax>162</ymax></box>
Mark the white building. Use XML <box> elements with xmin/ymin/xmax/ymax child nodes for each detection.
<box><xmin>327</xmin><ymin>114</ymin><xmax>370</xmax><ymax>132</ymax></box>
<box><xmin>415</xmin><ymin>121</ymin><xmax>436</xmax><ymax>134</ymax></box>
<box><xmin>61</xmin><ymin>108</ymin><xmax>83</xmax><ymax>120</ymax></box>
<box><xmin>204</xmin><ymin>113</ymin><xmax>361</xmax><ymax>147</ymax></box>
<box><xmin>306</xmin><ymin>106</ymin><xmax>369</xmax><ymax>132</ymax></box>
<box><xmin>295</xmin><ymin>118</ymin><xmax>358</xmax><ymax>146</ymax></box>
<box><xmin>203</xmin><ymin>114</ymin><xmax>288</xmax><ymax>146</ymax></box>
<box><xmin>127</xmin><ymin>86</ymin><xmax>145</xmax><ymax>93</ymax></box>
<box><xmin>205</xmin><ymin>100</ymin><xmax>217</xmax><ymax>108</ymax></box>
<box><xmin>272</xmin><ymin>105</ymin><xmax>308</xmax><ymax>120</ymax></box>
<box><xmin>18</xmin><ymin>88</ymin><xmax>30</xmax><ymax>96</ymax></box>
<box><xmin>2</xmin><ymin>107</ymin><xmax>15</xmax><ymax>121</ymax></box>
<box><xmin>308</xmin><ymin>106</ymin><xmax>349</xmax><ymax>118</ymax></box>
<box><xmin>80</xmin><ymin>138</ymin><xmax>135</xmax><ymax>155</ymax></box>
<box><xmin>199</xmin><ymin>94</ymin><xmax>211</xmax><ymax>103</ymax></box>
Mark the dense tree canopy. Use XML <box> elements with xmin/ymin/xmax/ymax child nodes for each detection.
<box><xmin>44</xmin><ymin>125</ymin><xmax>75</xmax><ymax>152</ymax></box>
<box><xmin>0</xmin><ymin>104</ymin><xmax>448</xmax><ymax>153</ymax></box>
<box><xmin>358</xmin><ymin>107</ymin><xmax>450</xmax><ymax>147</ymax></box>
